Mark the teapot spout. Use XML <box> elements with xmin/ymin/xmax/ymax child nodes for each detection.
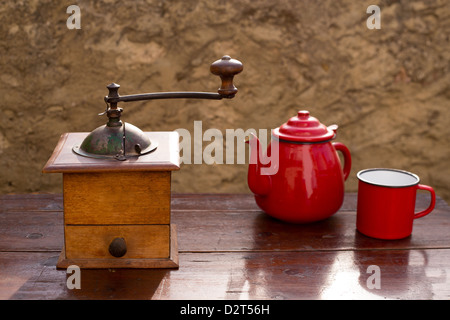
<box><xmin>245</xmin><ymin>133</ymin><xmax>272</xmax><ymax>196</ymax></box>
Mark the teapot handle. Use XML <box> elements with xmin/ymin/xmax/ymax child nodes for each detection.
<box><xmin>332</xmin><ymin>142</ymin><xmax>351</xmax><ymax>181</ymax></box>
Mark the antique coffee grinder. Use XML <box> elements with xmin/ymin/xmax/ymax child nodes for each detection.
<box><xmin>43</xmin><ymin>55</ymin><xmax>243</xmax><ymax>269</ymax></box>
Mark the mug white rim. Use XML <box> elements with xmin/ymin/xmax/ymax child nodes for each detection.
<box><xmin>357</xmin><ymin>168</ymin><xmax>420</xmax><ymax>188</ymax></box>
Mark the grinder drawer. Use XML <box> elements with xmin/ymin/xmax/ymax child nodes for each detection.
<box><xmin>64</xmin><ymin>225</ymin><xmax>170</xmax><ymax>259</ymax></box>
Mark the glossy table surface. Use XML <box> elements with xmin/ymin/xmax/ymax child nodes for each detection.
<box><xmin>0</xmin><ymin>193</ymin><xmax>449</xmax><ymax>300</ymax></box>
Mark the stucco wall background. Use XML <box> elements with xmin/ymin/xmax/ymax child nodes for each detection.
<box><xmin>0</xmin><ymin>0</ymin><xmax>449</xmax><ymax>203</ymax></box>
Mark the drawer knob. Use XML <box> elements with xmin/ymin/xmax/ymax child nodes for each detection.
<box><xmin>109</xmin><ymin>237</ymin><xmax>127</xmax><ymax>258</ymax></box>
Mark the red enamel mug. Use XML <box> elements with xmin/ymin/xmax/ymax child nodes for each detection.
<box><xmin>356</xmin><ymin>168</ymin><xmax>436</xmax><ymax>240</ymax></box>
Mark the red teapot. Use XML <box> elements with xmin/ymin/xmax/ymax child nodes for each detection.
<box><xmin>246</xmin><ymin>110</ymin><xmax>351</xmax><ymax>223</ymax></box>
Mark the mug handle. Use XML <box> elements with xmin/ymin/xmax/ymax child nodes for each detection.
<box><xmin>414</xmin><ymin>184</ymin><xmax>436</xmax><ymax>219</ymax></box>
<box><xmin>332</xmin><ymin>142</ymin><xmax>351</xmax><ymax>181</ymax></box>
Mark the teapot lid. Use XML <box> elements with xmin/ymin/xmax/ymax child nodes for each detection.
<box><xmin>273</xmin><ymin>110</ymin><xmax>336</xmax><ymax>143</ymax></box>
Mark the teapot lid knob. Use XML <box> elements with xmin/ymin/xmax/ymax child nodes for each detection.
<box><xmin>298</xmin><ymin>110</ymin><xmax>310</xmax><ymax>119</ymax></box>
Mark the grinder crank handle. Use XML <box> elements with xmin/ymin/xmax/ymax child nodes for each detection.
<box><xmin>104</xmin><ymin>55</ymin><xmax>243</xmax><ymax>105</ymax></box>
<box><xmin>210</xmin><ymin>55</ymin><xmax>244</xmax><ymax>97</ymax></box>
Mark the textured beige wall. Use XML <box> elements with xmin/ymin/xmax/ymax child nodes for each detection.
<box><xmin>1</xmin><ymin>0</ymin><xmax>449</xmax><ymax>203</ymax></box>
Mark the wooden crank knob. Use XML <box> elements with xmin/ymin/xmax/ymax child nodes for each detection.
<box><xmin>109</xmin><ymin>237</ymin><xmax>127</xmax><ymax>258</ymax></box>
<box><xmin>210</xmin><ymin>55</ymin><xmax>243</xmax><ymax>97</ymax></box>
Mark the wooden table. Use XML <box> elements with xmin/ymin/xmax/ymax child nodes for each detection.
<box><xmin>1</xmin><ymin>192</ymin><xmax>449</xmax><ymax>301</ymax></box>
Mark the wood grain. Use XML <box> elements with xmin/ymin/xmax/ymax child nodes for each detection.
<box><xmin>64</xmin><ymin>225</ymin><xmax>170</xmax><ymax>259</ymax></box>
<box><xmin>1</xmin><ymin>193</ymin><xmax>449</xmax><ymax>300</ymax></box>
<box><xmin>63</xmin><ymin>171</ymin><xmax>171</xmax><ymax>225</ymax></box>
<box><xmin>57</xmin><ymin>225</ymin><xmax>178</xmax><ymax>269</ymax></box>
<box><xmin>2</xmin><ymin>249</ymin><xmax>450</xmax><ymax>300</ymax></box>
<box><xmin>42</xmin><ymin>132</ymin><xmax>180</xmax><ymax>173</ymax></box>
<box><xmin>0</xmin><ymin>193</ymin><xmax>448</xmax><ymax>252</ymax></box>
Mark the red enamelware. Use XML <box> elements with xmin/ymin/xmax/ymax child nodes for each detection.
<box><xmin>246</xmin><ymin>110</ymin><xmax>351</xmax><ymax>223</ymax></box>
<box><xmin>356</xmin><ymin>168</ymin><xmax>436</xmax><ymax>240</ymax></box>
